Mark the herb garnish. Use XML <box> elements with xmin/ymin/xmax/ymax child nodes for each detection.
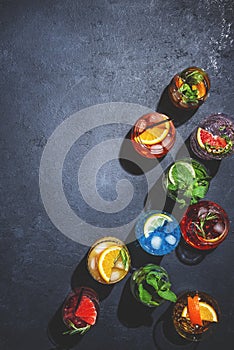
<box><xmin>133</xmin><ymin>265</ymin><xmax>177</xmax><ymax>306</ymax></box>
<box><xmin>193</xmin><ymin>212</ymin><xmax>218</xmax><ymax>238</ymax></box>
<box><xmin>166</xmin><ymin>160</ymin><xmax>210</xmax><ymax>207</ymax></box>
<box><xmin>178</xmin><ymin>70</ymin><xmax>206</xmax><ymax>104</ymax></box>
<box><xmin>63</xmin><ymin>321</ymin><xmax>91</xmax><ymax>336</ymax></box>
<box><xmin>114</xmin><ymin>247</ymin><xmax>129</xmax><ymax>271</ymax></box>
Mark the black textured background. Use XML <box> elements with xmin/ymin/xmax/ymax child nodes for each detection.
<box><xmin>0</xmin><ymin>1</ymin><xmax>234</xmax><ymax>349</ymax></box>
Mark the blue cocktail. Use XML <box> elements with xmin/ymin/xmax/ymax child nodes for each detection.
<box><xmin>135</xmin><ymin>210</ymin><xmax>181</xmax><ymax>256</ymax></box>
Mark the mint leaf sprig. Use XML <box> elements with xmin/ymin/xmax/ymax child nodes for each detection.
<box><xmin>136</xmin><ymin>268</ymin><xmax>177</xmax><ymax>306</ymax></box>
<box><xmin>166</xmin><ymin>160</ymin><xmax>210</xmax><ymax>207</ymax></box>
<box><xmin>63</xmin><ymin>321</ymin><xmax>91</xmax><ymax>336</ymax></box>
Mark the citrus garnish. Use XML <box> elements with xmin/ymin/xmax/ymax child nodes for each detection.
<box><xmin>197</xmin><ymin>127</ymin><xmax>228</xmax><ymax>154</ymax></box>
<box><xmin>192</xmin><ymin>81</ymin><xmax>206</xmax><ymax>98</ymax></box>
<box><xmin>199</xmin><ymin>302</ymin><xmax>218</xmax><ymax>322</ymax></box>
<box><xmin>182</xmin><ymin>301</ymin><xmax>218</xmax><ymax>323</ymax></box>
<box><xmin>168</xmin><ymin>161</ymin><xmax>196</xmax><ymax>186</ymax></box>
<box><xmin>187</xmin><ymin>295</ymin><xmax>203</xmax><ymax>326</ymax></box>
<box><xmin>75</xmin><ymin>296</ymin><xmax>97</xmax><ymax>325</ymax></box>
<box><xmin>136</xmin><ymin>117</ymin><xmax>170</xmax><ymax>145</ymax></box>
<box><xmin>144</xmin><ymin>213</ymin><xmax>173</xmax><ymax>238</ymax></box>
<box><xmin>98</xmin><ymin>246</ymin><xmax>122</xmax><ymax>282</ymax></box>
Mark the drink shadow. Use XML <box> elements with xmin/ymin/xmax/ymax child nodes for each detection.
<box><xmin>47</xmin><ymin>301</ymin><xmax>84</xmax><ymax>350</ymax></box>
<box><xmin>118</xmin><ymin>128</ymin><xmax>165</xmax><ymax>175</ymax></box>
<box><xmin>117</xmin><ymin>222</ymin><xmax>164</xmax><ymax>328</ymax></box>
<box><xmin>47</xmin><ymin>252</ymin><xmax>113</xmax><ymax>349</ymax></box>
<box><xmin>117</xmin><ymin>276</ymin><xmax>155</xmax><ymax>328</ymax></box>
<box><xmin>156</xmin><ymin>86</ymin><xmax>199</xmax><ymax>127</ymax></box>
<box><xmin>152</xmin><ymin>303</ymin><xmax>199</xmax><ymax>350</ymax></box>
<box><xmin>70</xmin><ymin>252</ymin><xmax>114</xmax><ymax>300</ymax></box>
<box><xmin>176</xmin><ymin>137</ymin><xmax>221</xmax><ymax>178</ymax></box>
<box><xmin>126</xmin><ymin>228</ymin><xmax>163</xmax><ymax>268</ymax></box>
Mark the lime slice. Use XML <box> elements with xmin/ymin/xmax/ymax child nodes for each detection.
<box><xmin>144</xmin><ymin>213</ymin><xmax>173</xmax><ymax>238</ymax></box>
<box><xmin>168</xmin><ymin>161</ymin><xmax>196</xmax><ymax>186</ymax></box>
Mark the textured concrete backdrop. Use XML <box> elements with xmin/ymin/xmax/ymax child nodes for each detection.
<box><xmin>0</xmin><ymin>1</ymin><xmax>234</xmax><ymax>349</ymax></box>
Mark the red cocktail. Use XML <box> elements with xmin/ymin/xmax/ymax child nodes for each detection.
<box><xmin>62</xmin><ymin>287</ymin><xmax>99</xmax><ymax>335</ymax></box>
<box><xmin>180</xmin><ymin>200</ymin><xmax>229</xmax><ymax>250</ymax></box>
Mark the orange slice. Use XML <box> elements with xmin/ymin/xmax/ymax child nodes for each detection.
<box><xmin>187</xmin><ymin>295</ymin><xmax>203</xmax><ymax>326</ymax></box>
<box><xmin>176</xmin><ymin>76</ymin><xmax>184</xmax><ymax>88</ymax></box>
<box><xmin>199</xmin><ymin>302</ymin><xmax>218</xmax><ymax>322</ymax></box>
<box><xmin>98</xmin><ymin>246</ymin><xmax>122</xmax><ymax>283</ymax></box>
<box><xmin>136</xmin><ymin>120</ymin><xmax>170</xmax><ymax>145</ymax></box>
<box><xmin>182</xmin><ymin>301</ymin><xmax>218</xmax><ymax>323</ymax></box>
<box><xmin>192</xmin><ymin>81</ymin><xmax>206</xmax><ymax>98</ymax></box>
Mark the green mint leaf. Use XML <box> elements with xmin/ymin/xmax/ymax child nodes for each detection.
<box><xmin>148</xmin><ymin>300</ymin><xmax>160</xmax><ymax>306</ymax></box>
<box><xmin>146</xmin><ymin>272</ymin><xmax>159</xmax><ymax>291</ymax></box>
<box><xmin>159</xmin><ymin>281</ymin><xmax>171</xmax><ymax>291</ymax></box>
<box><xmin>167</xmin><ymin>183</ymin><xmax>178</xmax><ymax>191</ymax></box>
<box><xmin>192</xmin><ymin>185</ymin><xmax>208</xmax><ymax>199</ymax></box>
<box><xmin>158</xmin><ymin>289</ymin><xmax>177</xmax><ymax>303</ymax></box>
<box><xmin>138</xmin><ymin>283</ymin><xmax>152</xmax><ymax>304</ymax></box>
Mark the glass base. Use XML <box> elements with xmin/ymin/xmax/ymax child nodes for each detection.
<box><xmin>175</xmin><ymin>240</ymin><xmax>207</xmax><ymax>265</ymax></box>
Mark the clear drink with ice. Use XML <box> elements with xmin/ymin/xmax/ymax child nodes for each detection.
<box><xmin>87</xmin><ymin>236</ymin><xmax>131</xmax><ymax>284</ymax></box>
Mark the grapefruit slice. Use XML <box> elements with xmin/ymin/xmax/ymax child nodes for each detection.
<box><xmin>75</xmin><ymin>296</ymin><xmax>97</xmax><ymax>325</ymax></box>
<box><xmin>197</xmin><ymin>127</ymin><xmax>227</xmax><ymax>153</ymax></box>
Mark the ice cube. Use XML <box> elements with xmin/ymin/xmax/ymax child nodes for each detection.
<box><xmin>165</xmin><ymin>235</ymin><xmax>177</xmax><ymax>245</ymax></box>
<box><xmin>213</xmin><ymin>222</ymin><xmax>224</xmax><ymax>234</ymax></box>
<box><xmin>90</xmin><ymin>257</ymin><xmax>96</xmax><ymax>270</ymax></box>
<box><xmin>110</xmin><ymin>269</ymin><xmax>121</xmax><ymax>282</ymax></box>
<box><xmin>93</xmin><ymin>243</ymin><xmax>109</xmax><ymax>254</ymax></box>
<box><xmin>151</xmin><ymin>236</ymin><xmax>162</xmax><ymax>249</ymax></box>
<box><xmin>198</xmin><ymin>207</ymin><xmax>208</xmax><ymax>218</ymax></box>
<box><xmin>151</xmin><ymin>144</ymin><xmax>163</xmax><ymax>154</ymax></box>
<box><xmin>115</xmin><ymin>260</ymin><xmax>124</xmax><ymax>269</ymax></box>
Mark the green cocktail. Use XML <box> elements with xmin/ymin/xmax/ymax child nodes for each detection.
<box><xmin>163</xmin><ymin>158</ymin><xmax>210</xmax><ymax>207</ymax></box>
<box><xmin>130</xmin><ymin>264</ymin><xmax>177</xmax><ymax>307</ymax></box>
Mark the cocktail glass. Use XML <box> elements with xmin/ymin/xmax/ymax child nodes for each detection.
<box><xmin>130</xmin><ymin>264</ymin><xmax>177</xmax><ymax>307</ymax></box>
<box><xmin>168</xmin><ymin>66</ymin><xmax>210</xmax><ymax>109</ymax></box>
<box><xmin>135</xmin><ymin>210</ymin><xmax>181</xmax><ymax>256</ymax></box>
<box><xmin>62</xmin><ymin>287</ymin><xmax>99</xmax><ymax>336</ymax></box>
<box><xmin>190</xmin><ymin>113</ymin><xmax>234</xmax><ymax>160</ymax></box>
<box><xmin>87</xmin><ymin>236</ymin><xmax>131</xmax><ymax>284</ymax></box>
<box><xmin>163</xmin><ymin>158</ymin><xmax>210</xmax><ymax>207</ymax></box>
<box><xmin>131</xmin><ymin>112</ymin><xmax>176</xmax><ymax>158</ymax></box>
<box><xmin>173</xmin><ymin>290</ymin><xmax>220</xmax><ymax>342</ymax></box>
<box><xmin>180</xmin><ymin>200</ymin><xmax>229</xmax><ymax>250</ymax></box>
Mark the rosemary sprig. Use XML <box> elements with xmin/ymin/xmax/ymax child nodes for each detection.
<box><xmin>193</xmin><ymin>212</ymin><xmax>218</xmax><ymax>238</ymax></box>
<box><xmin>114</xmin><ymin>248</ymin><xmax>129</xmax><ymax>271</ymax></box>
<box><xmin>63</xmin><ymin>321</ymin><xmax>91</xmax><ymax>336</ymax></box>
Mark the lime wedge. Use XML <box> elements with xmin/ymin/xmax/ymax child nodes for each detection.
<box><xmin>144</xmin><ymin>213</ymin><xmax>173</xmax><ymax>238</ymax></box>
<box><xmin>168</xmin><ymin>161</ymin><xmax>196</xmax><ymax>186</ymax></box>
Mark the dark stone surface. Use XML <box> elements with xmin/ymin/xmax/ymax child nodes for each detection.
<box><xmin>0</xmin><ymin>0</ymin><xmax>233</xmax><ymax>349</ymax></box>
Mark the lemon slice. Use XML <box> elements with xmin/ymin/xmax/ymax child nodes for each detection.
<box><xmin>137</xmin><ymin>119</ymin><xmax>170</xmax><ymax>145</ymax></box>
<box><xmin>182</xmin><ymin>302</ymin><xmax>218</xmax><ymax>322</ymax></box>
<box><xmin>168</xmin><ymin>161</ymin><xmax>196</xmax><ymax>186</ymax></box>
<box><xmin>144</xmin><ymin>213</ymin><xmax>173</xmax><ymax>238</ymax></box>
<box><xmin>98</xmin><ymin>246</ymin><xmax>122</xmax><ymax>283</ymax></box>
